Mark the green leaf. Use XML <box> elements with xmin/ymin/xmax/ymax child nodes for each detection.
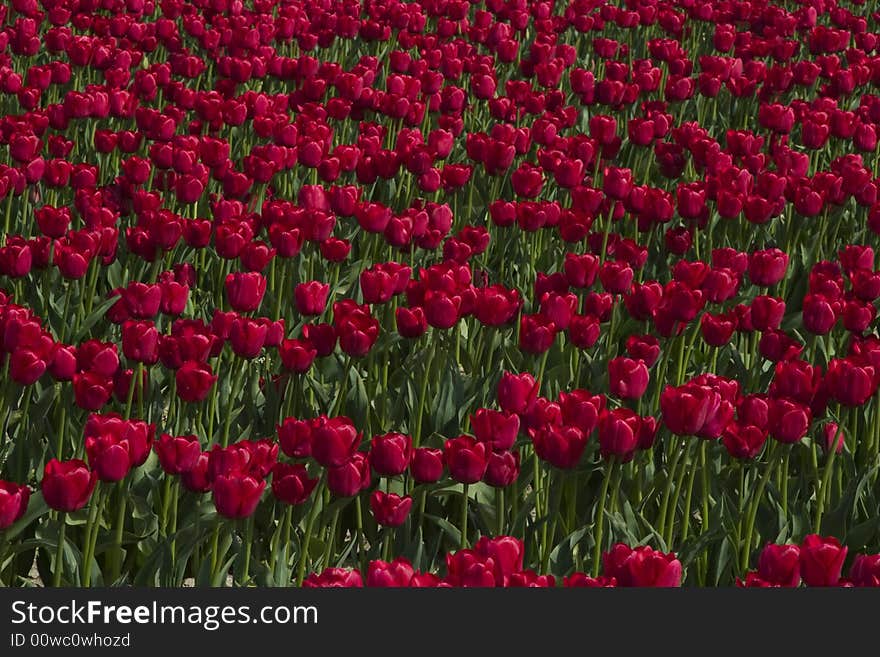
<box><xmin>71</xmin><ymin>295</ymin><xmax>120</xmax><ymax>344</ymax></box>
<box><xmin>4</xmin><ymin>492</ymin><xmax>49</xmax><ymax>541</ymax></box>
<box><xmin>424</xmin><ymin>513</ymin><xmax>461</xmax><ymax>546</ymax></box>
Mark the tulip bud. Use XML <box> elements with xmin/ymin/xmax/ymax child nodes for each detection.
<box><xmin>41</xmin><ymin>459</ymin><xmax>97</xmax><ymax>512</ymax></box>
<box><xmin>0</xmin><ymin>481</ymin><xmax>30</xmax><ymax>529</ymax></box>
<box><xmin>369</xmin><ymin>491</ymin><xmax>413</xmax><ymax>527</ymax></box>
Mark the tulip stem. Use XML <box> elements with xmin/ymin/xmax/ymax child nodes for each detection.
<box><xmin>814</xmin><ymin>422</ymin><xmax>843</xmax><ymax>534</ymax></box>
<box><xmin>160</xmin><ymin>476</ymin><xmax>173</xmax><ymax>538</ymax></box>
<box><xmin>123</xmin><ymin>362</ymin><xmax>141</xmax><ymax>420</ymax></box>
<box><xmin>382</xmin><ymin>531</ymin><xmax>392</xmax><ymax>563</ymax></box>
<box><xmin>331</xmin><ymin>357</ymin><xmax>353</xmax><ymax>418</ymax></box>
<box><xmin>169</xmin><ymin>481</ymin><xmax>179</xmax><ymax>570</ymax></box>
<box><xmin>740</xmin><ymin>446</ymin><xmax>780</xmax><ymax>573</ymax></box>
<box><xmin>656</xmin><ymin>440</ymin><xmax>685</xmax><ymax>543</ymax></box>
<box><xmin>52</xmin><ymin>515</ymin><xmax>67</xmax><ymax>587</ymax></box>
<box><xmin>280</xmin><ymin>505</ymin><xmax>293</xmax><ymax>581</ymax></box>
<box><xmin>460</xmin><ymin>483</ymin><xmax>469</xmax><ymax>549</ymax></box>
<box><xmin>666</xmin><ymin>441</ymin><xmax>693</xmax><ymax>547</ymax></box>
<box><xmin>209</xmin><ymin>518</ymin><xmax>222</xmax><ymax>579</ymax></box>
<box><xmin>591</xmin><ymin>459</ymin><xmax>615</xmax><ymax>578</ymax></box>
<box><xmin>221</xmin><ymin>362</ymin><xmax>247</xmax><ymax>447</ymax></box>
<box><xmin>699</xmin><ymin>442</ymin><xmax>711</xmax><ymax>585</ymax></box>
<box><xmin>355</xmin><ymin>495</ymin><xmax>367</xmax><ymax>574</ymax></box>
<box><xmin>681</xmin><ymin>450</ymin><xmax>698</xmax><ymax>544</ymax></box>
<box><xmin>322</xmin><ymin>508</ymin><xmax>340</xmax><ymax>569</ymax></box>
<box><xmin>58</xmin><ymin>281</ymin><xmax>73</xmax><ymax>343</ymax></box>
<box><xmin>82</xmin><ymin>487</ymin><xmax>106</xmax><ymax>587</ymax></box>
<box><xmin>542</xmin><ymin>471</ymin><xmax>565</xmax><ymax>574</ymax></box>
<box><xmin>54</xmin><ymin>393</ymin><xmax>67</xmax><ymax>460</ymax></box>
<box><xmin>780</xmin><ymin>450</ymin><xmax>789</xmax><ymax>520</ymax></box>
<box><xmin>496</xmin><ymin>487</ymin><xmax>505</xmax><ymax>536</ymax></box>
<box><xmin>296</xmin><ymin>472</ymin><xmax>325</xmax><ymax>586</ymax></box>
<box><xmin>109</xmin><ymin>481</ymin><xmax>127</xmax><ymax>583</ymax></box>
<box><xmin>413</xmin><ymin>340</ymin><xmax>435</xmax><ymax>448</ymax></box>
<box><xmin>238</xmin><ymin>515</ymin><xmax>254</xmax><ymax>587</ymax></box>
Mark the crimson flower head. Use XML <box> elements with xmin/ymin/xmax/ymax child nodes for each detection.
<box><xmin>0</xmin><ymin>481</ymin><xmax>30</xmax><ymax>529</ymax></box>
<box><xmin>370</xmin><ymin>491</ymin><xmax>413</xmax><ymax>527</ymax></box>
<box><xmin>294</xmin><ymin>281</ymin><xmax>330</xmax><ymax>316</ymax></box>
<box><xmin>598</xmin><ymin>408</ymin><xmax>648</xmax><ymax>463</ymax></box>
<box><xmin>122</xmin><ymin>282</ymin><xmax>162</xmax><ymax>319</ymax></box>
<box><xmin>396</xmin><ymin>306</ymin><xmax>427</xmax><ymax>338</ymax></box>
<box><xmin>497</xmin><ymin>372</ymin><xmax>538</xmax><ymax>415</ymax></box>
<box><xmin>303</xmin><ymin>568</ymin><xmax>363</xmax><ymax>588</ymax></box>
<box><xmin>154</xmin><ymin>434</ymin><xmax>201</xmax><ymax>475</ymax></box>
<box><xmin>608</xmin><ymin>357</ymin><xmax>649</xmax><ymax>399</ymax></box>
<box><xmin>757</xmin><ymin>543</ymin><xmax>801</xmax><ymax>587</ymax></box>
<box><xmin>327</xmin><ymin>453</ymin><xmax>371</xmax><ymax>497</ymax></box>
<box><xmin>484</xmin><ymin>450</ymin><xmax>520</xmax><ymax>488</ymax></box>
<box><xmin>334</xmin><ymin>302</ymin><xmax>379</xmax><ymax>357</ymax></box>
<box><xmin>470</xmin><ymin>408</ymin><xmax>520</xmax><ymax>451</ymax></box>
<box><xmin>602</xmin><ymin>544</ymin><xmax>682</xmax><ymax>587</ymax></box>
<box><xmin>312</xmin><ymin>416</ymin><xmax>361</xmax><ymax>468</ymax></box>
<box><xmin>121</xmin><ymin>320</ymin><xmax>159</xmax><ymax>365</ymax></box>
<box><xmin>277</xmin><ymin>417</ymin><xmax>315</xmax><ymax>459</ymax></box>
<box><xmin>181</xmin><ymin>453</ymin><xmax>211</xmax><ymax>494</ymax></box>
<box><xmin>72</xmin><ymin>372</ymin><xmax>113</xmax><ymax>411</ymax></box>
<box><xmin>85</xmin><ymin>432</ymin><xmax>135</xmax><ymax>483</ymax></box>
<box><xmin>722</xmin><ymin>422</ymin><xmax>767</xmax><ymax>460</ymax></box>
<box><xmin>229</xmin><ymin>317</ymin><xmax>268</xmax><ymax>358</ymax></box>
<box><xmin>532</xmin><ymin>425</ymin><xmax>588</xmax><ymax>469</ymax></box>
<box><xmin>41</xmin><ymin>459</ymin><xmax>97</xmax><ymax>512</ymax></box>
<box><xmin>271</xmin><ymin>463</ymin><xmax>318</xmax><ymax>506</ymax></box>
<box><xmin>225</xmin><ymin>271</ymin><xmax>266</xmax><ymax>313</ymax></box>
<box><xmin>369</xmin><ymin>433</ymin><xmax>413</xmax><ymax>477</ymax></box>
<box><xmin>748</xmin><ymin>248</ymin><xmax>789</xmax><ymax>287</ymax></box>
<box><xmin>410</xmin><ymin>447</ymin><xmax>444</xmax><ymax>484</ymax></box>
<box><xmin>367</xmin><ymin>558</ymin><xmax>416</xmax><ymax>587</ymax></box>
<box><xmin>660</xmin><ymin>383</ymin><xmax>713</xmax><ymax>436</ymax></box>
<box><xmin>212</xmin><ymin>473</ymin><xmax>266</xmax><ymax>519</ymax></box>
<box><xmin>849</xmin><ymin>554</ymin><xmax>880</xmax><ymax>587</ymax></box>
<box><xmin>443</xmin><ymin>436</ymin><xmax>488</xmax><ymax>483</ymax></box>
<box><xmin>176</xmin><ymin>361</ymin><xmax>217</xmax><ymax>402</ymax></box>
<box><xmin>473</xmin><ymin>285</ymin><xmax>522</xmax><ymax>326</ymax></box>
<box><xmin>558</xmin><ymin>389</ymin><xmax>604</xmax><ymax>435</ymax></box>
<box><xmin>800</xmin><ymin>534</ymin><xmax>847</xmax><ymax>587</ymax></box>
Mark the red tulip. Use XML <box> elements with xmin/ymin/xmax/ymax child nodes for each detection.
<box><xmin>154</xmin><ymin>434</ymin><xmax>201</xmax><ymax>475</ymax></box>
<box><xmin>41</xmin><ymin>459</ymin><xmax>97</xmax><ymax>512</ymax></box>
<box><xmin>608</xmin><ymin>357</ymin><xmax>649</xmax><ymax>399</ymax></box>
<box><xmin>443</xmin><ymin>436</ymin><xmax>489</xmax><ymax>483</ymax></box>
<box><xmin>271</xmin><ymin>463</ymin><xmax>318</xmax><ymax>505</ymax></box>
<box><xmin>0</xmin><ymin>481</ymin><xmax>30</xmax><ymax>529</ymax></box>
<box><xmin>369</xmin><ymin>491</ymin><xmax>413</xmax><ymax>527</ymax></box>
<box><xmin>602</xmin><ymin>544</ymin><xmax>682</xmax><ymax>587</ymax></box>
<box><xmin>800</xmin><ymin>534</ymin><xmax>847</xmax><ymax>587</ymax></box>
<box><xmin>212</xmin><ymin>473</ymin><xmax>266</xmax><ymax>519</ymax></box>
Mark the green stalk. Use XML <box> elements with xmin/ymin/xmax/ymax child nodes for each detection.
<box><xmin>322</xmin><ymin>507</ymin><xmax>340</xmax><ymax>569</ymax></box>
<box><xmin>238</xmin><ymin>515</ymin><xmax>255</xmax><ymax>586</ymax></box>
<box><xmin>413</xmin><ymin>339</ymin><xmax>435</xmax><ymax>447</ymax></box>
<box><xmin>221</xmin><ymin>362</ymin><xmax>247</xmax><ymax>447</ymax></box>
<box><xmin>656</xmin><ymin>439</ymin><xmax>685</xmax><ymax>541</ymax></box>
<box><xmin>52</xmin><ymin>516</ymin><xmax>67</xmax><ymax>587</ymax></box>
<box><xmin>740</xmin><ymin>446</ymin><xmax>781</xmax><ymax>573</ymax></box>
<box><xmin>81</xmin><ymin>487</ymin><xmax>106</xmax><ymax>587</ymax></box>
<box><xmin>460</xmin><ymin>483</ymin><xmax>470</xmax><ymax>549</ymax></box>
<box><xmin>108</xmin><ymin>481</ymin><xmax>127</xmax><ymax>583</ymax></box>
<box><xmin>296</xmin><ymin>472</ymin><xmax>326</xmax><ymax>586</ymax></box>
<box><xmin>814</xmin><ymin>424</ymin><xmax>842</xmax><ymax>534</ymax></box>
<box><xmin>496</xmin><ymin>487</ymin><xmax>505</xmax><ymax>536</ymax></box>
<box><xmin>591</xmin><ymin>459</ymin><xmax>615</xmax><ymax>577</ymax></box>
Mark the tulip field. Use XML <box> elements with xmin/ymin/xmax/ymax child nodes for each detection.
<box><xmin>4</xmin><ymin>0</ymin><xmax>880</xmax><ymax>588</ymax></box>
